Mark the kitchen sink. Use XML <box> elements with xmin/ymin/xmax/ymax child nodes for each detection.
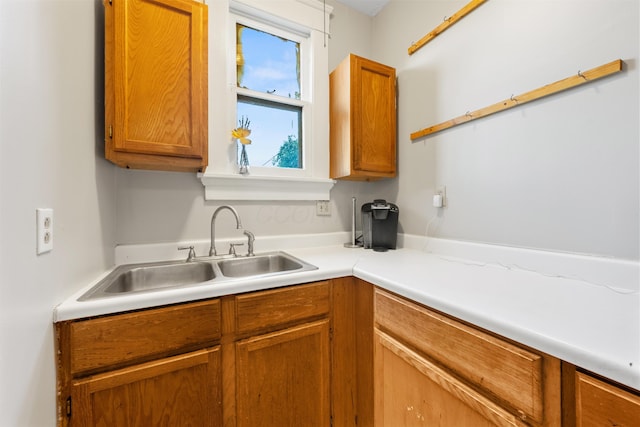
<box><xmin>79</xmin><ymin>261</ymin><xmax>216</xmax><ymax>301</ymax></box>
<box><xmin>78</xmin><ymin>251</ymin><xmax>317</xmax><ymax>301</ymax></box>
<box><xmin>217</xmin><ymin>252</ymin><xmax>314</xmax><ymax>278</ymax></box>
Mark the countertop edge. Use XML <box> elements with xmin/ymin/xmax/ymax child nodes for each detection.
<box><xmin>53</xmin><ymin>238</ymin><xmax>640</xmax><ymax>391</ymax></box>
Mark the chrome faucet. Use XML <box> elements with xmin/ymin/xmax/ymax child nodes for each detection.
<box><xmin>244</xmin><ymin>230</ymin><xmax>255</xmax><ymax>256</ymax></box>
<box><xmin>209</xmin><ymin>205</ymin><xmax>242</xmax><ymax>256</ymax></box>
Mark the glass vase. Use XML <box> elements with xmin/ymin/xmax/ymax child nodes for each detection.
<box><xmin>238</xmin><ymin>143</ymin><xmax>250</xmax><ymax>175</ymax></box>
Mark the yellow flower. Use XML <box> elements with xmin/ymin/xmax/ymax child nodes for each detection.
<box><xmin>231</xmin><ymin>127</ymin><xmax>252</xmax><ymax>145</ymax></box>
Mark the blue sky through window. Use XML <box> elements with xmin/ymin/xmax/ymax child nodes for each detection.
<box><xmin>237</xmin><ymin>24</ymin><xmax>302</xmax><ymax>168</ymax></box>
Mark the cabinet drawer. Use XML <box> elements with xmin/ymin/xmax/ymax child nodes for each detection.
<box><xmin>375</xmin><ymin>289</ymin><xmax>550</xmax><ymax>424</ymax></box>
<box><xmin>69</xmin><ymin>299</ymin><xmax>220</xmax><ymax>376</ymax></box>
<box><xmin>576</xmin><ymin>372</ymin><xmax>640</xmax><ymax>426</ymax></box>
<box><xmin>235</xmin><ymin>281</ymin><xmax>330</xmax><ymax>335</ymax></box>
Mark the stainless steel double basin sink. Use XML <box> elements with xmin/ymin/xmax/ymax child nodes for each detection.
<box><xmin>79</xmin><ymin>251</ymin><xmax>317</xmax><ymax>301</ymax></box>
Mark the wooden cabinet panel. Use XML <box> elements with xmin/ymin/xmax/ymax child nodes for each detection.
<box><xmin>104</xmin><ymin>0</ymin><xmax>208</xmax><ymax>172</ymax></box>
<box><xmin>352</xmin><ymin>57</ymin><xmax>397</xmax><ymax>174</ymax></box>
<box><xmin>375</xmin><ymin>330</ymin><xmax>524</xmax><ymax>427</ymax></box>
<box><xmin>330</xmin><ymin>54</ymin><xmax>396</xmax><ymax>180</ymax></box>
<box><xmin>69</xmin><ymin>299</ymin><xmax>220</xmax><ymax>375</ymax></box>
<box><xmin>375</xmin><ymin>288</ymin><xmax>557</xmax><ymax>424</ymax></box>
<box><xmin>235</xmin><ymin>320</ymin><xmax>331</xmax><ymax>427</ymax></box>
<box><xmin>576</xmin><ymin>372</ymin><xmax>640</xmax><ymax>427</ymax></box>
<box><xmin>235</xmin><ymin>281</ymin><xmax>330</xmax><ymax>335</ymax></box>
<box><xmin>71</xmin><ymin>348</ymin><xmax>221</xmax><ymax>427</ymax></box>
<box><xmin>331</xmin><ymin>277</ymin><xmax>374</xmax><ymax>426</ymax></box>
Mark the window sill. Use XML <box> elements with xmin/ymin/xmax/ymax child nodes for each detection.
<box><xmin>199</xmin><ymin>173</ymin><xmax>335</xmax><ymax>201</ymax></box>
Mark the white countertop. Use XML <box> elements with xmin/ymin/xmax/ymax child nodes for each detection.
<box><xmin>54</xmin><ymin>233</ymin><xmax>640</xmax><ymax>391</ymax></box>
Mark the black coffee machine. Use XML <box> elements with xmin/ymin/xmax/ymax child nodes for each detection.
<box><xmin>361</xmin><ymin>199</ymin><xmax>399</xmax><ymax>251</ymax></box>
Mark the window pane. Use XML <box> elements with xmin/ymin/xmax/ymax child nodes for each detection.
<box><xmin>236</xmin><ymin>24</ymin><xmax>300</xmax><ymax>99</ymax></box>
<box><xmin>237</xmin><ymin>96</ymin><xmax>302</xmax><ymax>169</ymax></box>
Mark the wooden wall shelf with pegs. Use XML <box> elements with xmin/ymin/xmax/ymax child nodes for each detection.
<box><xmin>410</xmin><ymin>59</ymin><xmax>624</xmax><ymax>140</ymax></box>
<box><xmin>408</xmin><ymin>0</ymin><xmax>488</xmax><ymax>55</ymax></box>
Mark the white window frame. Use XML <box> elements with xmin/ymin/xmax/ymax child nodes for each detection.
<box><xmin>200</xmin><ymin>0</ymin><xmax>335</xmax><ymax>201</ymax></box>
<box><xmin>232</xmin><ymin>16</ymin><xmax>309</xmax><ymax>177</ymax></box>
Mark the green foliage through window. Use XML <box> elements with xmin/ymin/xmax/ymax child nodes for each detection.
<box><xmin>272</xmin><ymin>135</ymin><xmax>301</xmax><ymax>168</ymax></box>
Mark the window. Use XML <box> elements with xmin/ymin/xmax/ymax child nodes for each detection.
<box><xmin>233</xmin><ymin>18</ymin><xmax>307</xmax><ymax>173</ymax></box>
<box><xmin>201</xmin><ymin>0</ymin><xmax>335</xmax><ymax>200</ymax></box>
<box><xmin>236</xmin><ymin>22</ymin><xmax>303</xmax><ymax>169</ymax></box>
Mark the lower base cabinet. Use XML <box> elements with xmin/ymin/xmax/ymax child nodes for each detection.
<box><xmin>236</xmin><ymin>320</ymin><xmax>330</xmax><ymax>427</ymax></box>
<box><xmin>56</xmin><ymin>278</ymin><xmax>640</xmax><ymax>426</ymax></box>
<box><xmin>373</xmin><ymin>288</ymin><xmax>561</xmax><ymax>427</ymax></box>
<box><xmin>55</xmin><ymin>299</ymin><xmax>223</xmax><ymax>427</ymax></box>
<box><xmin>71</xmin><ymin>348</ymin><xmax>221</xmax><ymax>426</ymax></box>
<box><xmin>576</xmin><ymin>372</ymin><xmax>640</xmax><ymax>426</ymax></box>
<box><xmin>562</xmin><ymin>363</ymin><xmax>640</xmax><ymax>427</ymax></box>
<box><xmin>56</xmin><ymin>281</ymin><xmax>336</xmax><ymax>427</ymax></box>
<box><xmin>375</xmin><ymin>331</ymin><xmax>527</xmax><ymax>427</ymax></box>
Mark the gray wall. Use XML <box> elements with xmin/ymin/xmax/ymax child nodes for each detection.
<box><xmin>369</xmin><ymin>0</ymin><xmax>639</xmax><ymax>260</ymax></box>
<box><xmin>0</xmin><ymin>1</ymin><xmax>117</xmax><ymax>424</ymax></box>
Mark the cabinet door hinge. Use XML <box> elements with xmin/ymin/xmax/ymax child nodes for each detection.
<box><xmin>108</xmin><ymin>125</ymin><xmax>113</xmax><ymax>138</ymax></box>
<box><xmin>66</xmin><ymin>396</ymin><xmax>72</xmax><ymax>417</ymax></box>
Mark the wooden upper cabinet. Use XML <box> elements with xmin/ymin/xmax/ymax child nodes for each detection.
<box><xmin>330</xmin><ymin>54</ymin><xmax>397</xmax><ymax>180</ymax></box>
<box><xmin>104</xmin><ymin>0</ymin><xmax>208</xmax><ymax>172</ymax></box>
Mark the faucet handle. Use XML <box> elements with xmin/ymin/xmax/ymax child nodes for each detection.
<box><xmin>178</xmin><ymin>245</ymin><xmax>197</xmax><ymax>262</ymax></box>
<box><xmin>229</xmin><ymin>243</ymin><xmax>244</xmax><ymax>256</ymax></box>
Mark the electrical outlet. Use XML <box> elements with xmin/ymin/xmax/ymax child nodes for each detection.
<box><xmin>36</xmin><ymin>208</ymin><xmax>53</xmax><ymax>254</ymax></box>
<box><xmin>316</xmin><ymin>200</ymin><xmax>331</xmax><ymax>216</ymax></box>
<box><xmin>436</xmin><ymin>186</ymin><xmax>447</xmax><ymax>208</ymax></box>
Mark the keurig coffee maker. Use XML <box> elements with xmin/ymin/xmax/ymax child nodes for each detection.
<box><xmin>361</xmin><ymin>199</ymin><xmax>399</xmax><ymax>251</ymax></box>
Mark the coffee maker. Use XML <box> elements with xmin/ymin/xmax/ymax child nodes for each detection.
<box><xmin>361</xmin><ymin>199</ymin><xmax>399</xmax><ymax>251</ymax></box>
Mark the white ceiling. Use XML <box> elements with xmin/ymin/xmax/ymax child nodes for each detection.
<box><xmin>335</xmin><ymin>0</ymin><xmax>390</xmax><ymax>16</ymax></box>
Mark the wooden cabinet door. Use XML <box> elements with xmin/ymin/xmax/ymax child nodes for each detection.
<box><xmin>235</xmin><ymin>319</ymin><xmax>330</xmax><ymax>427</ymax></box>
<box><xmin>351</xmin><ymin>55</ymin><xmax>396</xmax><ymax>176</ymax></box>
<box><xmin>70</xmin><ymin>348</ymin><xmax>221</xmax><ymax>427</ymax></box>
<box><xmin>330</xmin><ymin>54</ymin><xmax>396</xmax><ymax>180</ymax></box>
<box><xmin>375</xmin><ymin>330</ymin><xmax>526</xmax><ymax>427</ymax></box>
<box><xmin>575</xmin><ymin>372</ymin><xmax>640</xmax><ymax>427</ymax></box>
<box><xmin>104</xmin><ymin>0</ymin><xmax>208</xmax><ymax>172</ymax></box>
